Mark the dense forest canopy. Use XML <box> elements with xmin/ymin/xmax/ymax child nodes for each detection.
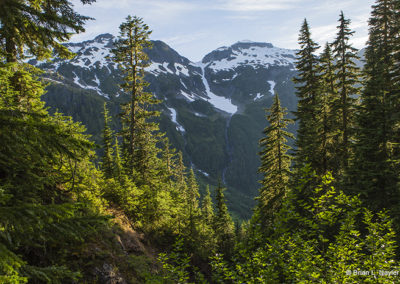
<box><xmin>1</xmin><ymin>0</ymin><xmax>400</xmax><ymax>283</ymax></box>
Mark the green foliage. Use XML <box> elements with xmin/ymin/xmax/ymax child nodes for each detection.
<box><xmin>111</xmin><ymin>15</ymin><xmax>161</xmax><ymax>179</ymax></box>
<box><xmin>348</xmin><ymin>0</ymin><xmax>400</xmax><ymax>221</ymax></box>
<box><xmin>0</xmin><ymin>59</ymin><xmax>110</xmax><ymax>283</ymax></box>
<box><xmin>292</xmin><ymin>19</ymin><xmax>322</xmax><ymax>173</ymax></box>
<box><xmin>201</xmin><ymin>186</ymin><xmax>214</xmax><ymax>226</ymax></box>
<box><xmin>213</xmin><ymin>171</ymin><xmax>399</xmax><ymax>283</ymax></box>
<box><xmin>331</xmin><ymin>11</ymin><xmax>361</xmax><ymax>173</ymax></box>
<box><xmin>3</xmin><ymin>2</ymin><xmax>400</xmax><ymax>282</ymax></box>
<box><xmin>101</xmin><ymin>103</ymin><xmax>114</xmax><ymax>179</ymax></box>
<box><xmin>257</xmin><ymin>93</ymin><xmax>294</xmax><ymax>227</ymax></box>
<box><xmin>317</xmin><ymin>43</ymin><xmax>339</xmax><ymax>175</ymax></box>
<box><xmin>155</xmin><ymin>238</ymin><xmax>192</xmax><ymax>283</ymax></box>
<box><xmin>0</xmin><ymin>242</ymin><xmax>27</xmax><ymax>284</ymax></box>
<box><xmin>214</xmin><ymin>182</ymin><xmax>235</xmax><ymax>258</ymax></box>
<box><xmin>0</xmin><ymin>0</ymin><xmax>95</xmax><ymax>62</ymax></box>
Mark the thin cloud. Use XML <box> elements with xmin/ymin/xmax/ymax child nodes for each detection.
<box><xmin>214</xmin><ymin>0</ymin><xmax>301</xmax><ymax>12</ymax></box>
<box><xmin>161</xmin><ymin>32</ymin><xmax>209</xmax><ymax>47</ymax></box>
<box><xmin>311</xmin><ymin>24</ymin><xmax>337</xmax><ymax>45</ymax></box>
<box><xmin>224</xmin><ymin>14</ymin><xmax>260</xmax><ymax>20</ymax></box>
<box><xmin>70</xmin><ymin>0</ymin><xmax>374</xmax><ymax>61</ymax></box>
<box><xmin>91</xmin><ymin>0</ymin><xmax>198</xmax><ymax>11</ymax></box>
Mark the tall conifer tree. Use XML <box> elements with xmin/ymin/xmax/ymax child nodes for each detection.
<box><xmin>257</xmin><ymin>93</ymin><xmax>294</xmax><ymax>224</ymax></box>
<box><xmin>111</xmin><ymin>15</ymin><xmax>160</xmax><ymax>181</ymax></box>
<box><xmin>101</xmin><ymin>103</ymin><xmax>114</xmax><ymax>179</ymax></box>
<box><xmin>200</xmin><ymin>185</ymin><xmax>217</xmax><ymax>256</ymax></box>
<box><xmin>293</xmin><ymin>19</ymin><xmax>321</xmax><ymax>172</ymax></box>
<box><xmin>113</xmin><ymin>137</ymin><xmax>123</xmax><ymax>183</ymax></box>
<box><xmin>201</xmin><ymin>185</ymin><xmax>214</xmax><ymax>226</ymax></box>
<box><xmin>349</xmin><ymin>0</ymin><xmax>400</xmax><ymax>214</ymax></box>
<box><xmin>331</xmin><ymin>11</ymin><xmax>361</xmax><ymax>172</ymax></box>
<box><xmin>318</xmin><ymin>43</ymin><xmax>338</xmax><ymax>175</ymax></box>
<box><xmin>186</xmin><ymin>169</ymin><xmax>200</xmax><ymax>239</ymax></box>
<box><xmin>390</xmin><ymin>1</ymin><xmax>400</xmax><ymax>194</ymax></box>
<box><xmin>213</xmin><ymin>181</ymin><xmax>235</xmax><ymax>257</ymax></box>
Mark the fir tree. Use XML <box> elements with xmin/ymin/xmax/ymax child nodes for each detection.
<box><xmin>0</xmin><ymin>58</ymin><xmax>108</xmax><ymax>283</ymax></box>
<box><xmin>318</xmin><ymin>43</ymin><xmax>338</xmax><ymax>175</ymax></box>
<box><xmin>0</xmin><ymin>0</ymin><xmax>95</xmax><ymax>63</ymax></box>
<box><xmin>111</xmin><ymin>15</ymin><xmax>160</xmax><ymax>180</ymax></box>
<box><xmin>186</xmin><ymin>169</ymin><xmax>200</xmax><ymax>239</ymax></box>
<box><xmin>392</xmin><ymin>1</ymin><xmax>400</xmax><ymax>184</ymax></box>
<box><xmin>201</xmin><ymin>185</ymin><xmax>214</xmax><ymax>226</ymax></box>
<box><xmin>257</xmin><ymin>93</ymin><xmax>294</xmax><ymax>225</ymax></box>
<box><xmin>331</xmin><ymin>11</ymin><xmax>361</xmax><ymax>172</ymax></box>
<box><xmin>213</xmin><ymin>181</ymin><xmax>235</xmax><ymax>257</ymax></box>
<box><xmin>292</xmin><ymin>19</ymin><xmax>322</xmax><ymax>172</ymax></box>
<box><xmin>101</xmin><ymin>103</ymin><xmax>114</xmax><ymax>179</ymax></box>
<box><xmin>113</xmin><ymin>137</ymin><xmax>123</xmax><ymax>183</ymax></box>
<box><xmin>175</xmin><ymin>151</ymin><xmax>187</xmax><ymax>193</ymax></box>
<box><xmin>200</xmin><ymin>185</ymin><xmax>217</xmax><ymax>257</ymax></box>
<box><xmin>349</xmin><ymin>0</ymin><xmax>400</xmax><ymax>215</ymax></box>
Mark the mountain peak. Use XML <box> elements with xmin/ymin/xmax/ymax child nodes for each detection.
<box><xmin>94</xmin><ymin>33</ymin><xmax>114</xmax><ymax>41</ymax></box>
<box><xmin>202</xmin><ymin>40</ymin><xmax>296</xmax><ymax>71</ymax></box>
<box><xmin>237</xmin><ymin>40</ymin><xmax>255</xmax><ymax>43</ymax></box>
<box><xmin>232</xmin><ymin>41</ymin><xmax>274</xmax><ymax>49</ymax></box>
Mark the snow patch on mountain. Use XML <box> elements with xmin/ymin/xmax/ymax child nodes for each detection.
<box><xmin>146</xmin><ymin>62</ymin><xmax>172</xmax><ymax>75</ymax></box>
<box><xmin>72</xmin><ymin>72</ymin><xmax>86</xmax><ymax>89</ymax></box>
<box><xmin>254</xmin><ymin>93</ymin><xmax>263</xmax><ymax>101</ymax></box>
<box><xmin>146</xmin><ymin>62</ymin><xmax>190</xmax><ymax>77</ymax></box>
<box><xmin>68</xmin><ymin>45</ymin><xmax>83</xmax><ymax>54</ymax></box>
<box><xmin>180</xmin><ymin>90</ymin><xmax>195</xmax><ymax>102</ymax></box>
<box><xmin>174</xmin><ymin>63</ymin><xmax>190</xmax><ymax>76</ymax></box>
<box><xmin>167</xmin><ymin>107</ymin><xmax>185</xmax><ymax>132</ymax></box>
<box><xmin>206</xmin><ymin>44</ymin><xmax>296</xmax><ymax>73</ymax></box>
<box><xmin>94</xmin><ymin>75</ymin><xmax>100</xmax><ymax>86</ymax></box>
<box><xmin>66</xmin><ymin>37</ymin><xmax>113</xmax><ymax>69</ymax></box>
<box><xmin>267</xmin><ymin>80</ymin><xmax>276</xmax><ymax>95</ymax></box>
<box><xmin>194</xmin><ymin>112</ymin><xmax>206</xmax><ymax>117</ymax></box>
<box><xmin>72</xmin><ymin>72</ymin><xmax>109</xmax><ymax>98</ymax></box>
<box><xmin>199</xmin><ymin>65</ymin><xmax>238</xmax><ymax>114</ymax></box>
<box><xmin>44</xmin><ymin>78</ymin><xmax>64</xmax><ymax>85</ymax></box>
<box><xmin>198</xmin><ymin>169</ymin><xmax>210</xmax><ymax>177</ymax></box>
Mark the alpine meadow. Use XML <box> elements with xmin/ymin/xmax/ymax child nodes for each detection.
<box><xmin>1</xmin><ymin>0</ymin><xmax>400</xmax><ymax>283</ymax></box>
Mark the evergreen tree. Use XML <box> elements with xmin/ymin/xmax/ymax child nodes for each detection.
<box><xmin>161</xmin><ymin>139</ymin><xmax>175</xmax><ymax>181</ymax></box>
<box><xmin>318</xmin><ymin>43</ymin><xmax>338</xmax><ymax>175</ymax></box>
<box><xmin>201</xmin><ymin>185</ymin><xmax>214</xmax><ymax>226</ymax></box>
<box><xmin>257</xmin><ymin>93</ymin><xmax>294</xmax><ymax>226</ymax></box>
<box><xmin>199</xmin><ymin>185</ymin><xmax>217</xmax><ymax>258</ymax></box>
<box><xmin>113</xmin><ymin>137</ymin><xmax>123</xmax><ymax>183</ymax></box>
<box><xmin>111</xmin><ymin>15</ymin><xmax>160</xmax><ymax>181</ymax></box>
<box><xmin>0</xmin><ymin>59</ymin><xmax>108</xmax><ymax>283</ymax></box>
<box><xmin>0</xmin><ymin>0</ymin><xmax>95</xmax><ymax>63</ymax></box>
<box><xmin>213</xmin><ymin>181</ymin><xmax>235</xmax><ymax>257</ymax></box>
<box><xmin>211</xmin><ymin>172</ymin><xmax>399</xmax><ymax>283</ymax></box>
<box><xmin>185</xmin><ymin>169</ymin><xmax>200</xmax><ymax>240</ymax></box>
<box><xmin>101</xmin><ymin>103</ymin><xmax>114</xmax><ymax>179</ymax></box>
<box><xmin>392</xmin><ymin>1</ymin><xmax>400</xmax><ymax>184</ymax></box>
<box><xmin>331</xmin><ymin>11</ymin><xmax>361</xmax><ymax>172</ymax></box>
<box><xmin>349</xmin><ymin>0</ymin><xmax>400</xmax><ymax>215</ymax></box>
<box><xmin>175</xmin><ymin>151</ymin><xmax>187</xmax><ymax>193</ymax></box>
<box><xmin>292</xmin><ymin>19</ymin><xmax>322</xmax><ymax>173</ymax></box>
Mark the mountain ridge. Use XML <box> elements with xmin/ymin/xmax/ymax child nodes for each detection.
<box><xmin>32</xmin><ymin>33</ymin><xmax>300</xmax><ymax>218</ymax></box>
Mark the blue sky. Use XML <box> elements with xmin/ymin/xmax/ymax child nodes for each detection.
<box><xmin>71</xmin><ymin>0</ymin><xmax>375</xmax><ymax>62</ymax></box>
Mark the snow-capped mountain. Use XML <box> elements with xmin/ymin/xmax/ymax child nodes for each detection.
<box><xmin>33</xmin><ymin>34</ymin><xmax>299</xmax><ymax>218</ymax></box>
<box><xmin>203</xmin><ymin>41</ymin><xmax>296</xmax><ymax>72</ymax></box>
